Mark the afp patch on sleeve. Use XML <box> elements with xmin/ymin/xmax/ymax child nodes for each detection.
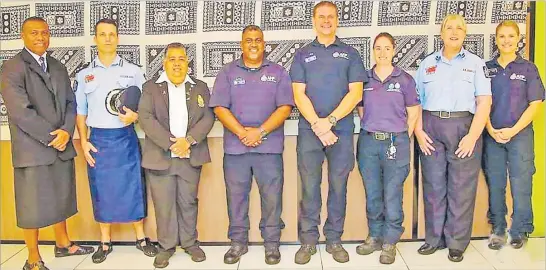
<box><xmin>483</xmin><ymin>66</ymin><xmax>497</xmax><ymax>78</ymax></box>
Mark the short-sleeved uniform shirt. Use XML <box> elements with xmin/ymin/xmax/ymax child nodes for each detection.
<box><xmin>485</xmin><ymin>56</ymin><xmax>545</xmax><ymax>129</ymax></box>
<box><xmin>209</xmin><ymin>58</ymin><xmax>294</xmax><ymax>155</ymax></box>
<box><xmin>289</xmin><ymin>37</ymin><xmax>368</xmax><ymax>133</ymax></box>
<box><xmin>360</xmin><ymin>66</ymin><xmax>420</xmax><ymax>133</ymax></box>
<box><xmin>75</xmin><ymin>55</ymin><xmax>145</xmax><ymax>128</ymax></box>
<box><xmin>415</xmin><ymin>48</ymin><xmax>491</xmax><ymax>113</ymax></box>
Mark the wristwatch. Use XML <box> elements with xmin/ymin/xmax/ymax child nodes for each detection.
<box><xmin>259</xmin><ymin>127</ymin><xmax>268</xmax><ymax>140</ymax></box>
<box><xmin>328</xmin><ymin>115</ymin><xmax>337</xmax><ymax>127</ymax></box>
<box><xmin>185</xmin><ymin>135</ymin><xmax>197</xmax><ymax>146</ymax></box>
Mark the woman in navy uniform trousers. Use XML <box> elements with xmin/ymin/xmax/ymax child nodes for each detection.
<box><xmin>483</xmin><ymin>20</ymin><xmax>545</xmax><ymax>250</ymax></box>
<box><xmin>355</xmin><ymin>32</ymin><xmax>420</xmax><ymax>265</ymax></box>
<box><xmin>414</xmin><ymin>14</ymin><xmax>492</xmax><ymax>262</ymax></box>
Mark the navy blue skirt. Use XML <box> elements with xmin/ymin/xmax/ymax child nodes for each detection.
<box><xmin>88</xmin><ymin>125</ymin><xmax>146</xmax><ymax>223</ymax></box>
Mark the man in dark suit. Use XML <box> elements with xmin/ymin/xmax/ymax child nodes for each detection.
<box><xmin>138</xmin><ymin>42</ymin><xmax>215</xmax><ymax>269</ymax></box>
<box><xmin>0</xmin><ymin>17</ymin><xmax>93</xmax><ymax>270</ymax></box>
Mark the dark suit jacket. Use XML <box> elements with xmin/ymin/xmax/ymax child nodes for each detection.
<box><xmin>0</xmin><ymin>49</ymin><xmax>76</xmax><ymax>168</ymax></box>
<box><xmin>139</xmin><ymin>75</ymin><xmax>214</xmax><ymax>170</ymax></box>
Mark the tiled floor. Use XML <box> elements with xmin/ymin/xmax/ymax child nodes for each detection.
<box><xmin>1</xmin><ymin>239</ymin><xmax>544</xmax><ymax>270</ymax></box>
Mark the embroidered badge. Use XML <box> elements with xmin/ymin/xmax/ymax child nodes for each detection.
<box><xmin>233</xmin><ymin>77</ymin><xmax>246</xmax><ymax>85</ymax></box>
<box><xmin>510</xmin><ymin>73</ymin><xmax>526</xmax><ymax>82</ymax></box>
<box><xmin>387</xmin><ymin>82</ymin><xmax>402</xmax><ymax>92</ymax></box>
<box><xmin>332</xmin><ymin>51</ymin><xmax>349</xmax><ymax>59</ymax></box>
<box><xmin>197</xmin><ymin>94</ymin><xmax>205</xmax><ymax>108</ymax></box>
<box><xmin>85</xmin><ymin>74</ymin><xmax>95</xmax><ymax>83</ymax></box>
<box><xmin>426</xmin><ymin>66</ymin><xmax>436</xmax><ymax>75</ymax></box>
<box><xmin>260</xmin><ymin>74</ymin><xmax>277</xmax><ymax>83</ymax></box>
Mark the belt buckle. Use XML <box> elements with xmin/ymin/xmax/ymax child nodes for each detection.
<box><xmin>374</xmin><ymin>133</ymin><xmax>387</xmax><ymax>140</ymax></box>
<box><xmin>439</xmin><ymin>111</ymin><xmax>451</xmax><ymax>119</ymax></box>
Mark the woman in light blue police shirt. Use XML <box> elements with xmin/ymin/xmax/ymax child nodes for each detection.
<box><xmin>414</xmin><ymin>14</ymin><xmax>492</xmax><ymax>262</ymax></box>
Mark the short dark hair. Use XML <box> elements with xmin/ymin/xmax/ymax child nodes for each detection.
<box><xmin>164</xmin><ymin>42</ymin><xmax>186</xmax><ymax>56</ymax></box>
<box><xmin>242</xmin><ymin>25</ymin><xmax>262</xmax><ymax>37</ymax></box>
<box><xmin>373</xmin><ymin>32</ymin><xmax>396</xmax><ymax>48</ymax></box>
<box><xmin>21</xmin><ymin>16</ymin><xmax>47</xmax><ymax>31</ymax></box>
<box><xmin>94</xmin><ymin>18</ymin><xmax>118</xmax><ymax>35</ymax></box>
<box><xmin>313</xmin><ymin>1</ymin><xmax>338</xmax><ymax>17</ymax></box>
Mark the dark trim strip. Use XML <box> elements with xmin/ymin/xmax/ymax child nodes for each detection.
<box><xmin>529</xmin><ymin>1</ymin><xmax>536</xmax><ymax>62</ymax></box>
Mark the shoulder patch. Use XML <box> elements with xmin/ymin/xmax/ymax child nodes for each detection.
<box><xmin>72</xmin><ymin>80</ymin><xmax>78</xmax><ymax>92</ymax></box>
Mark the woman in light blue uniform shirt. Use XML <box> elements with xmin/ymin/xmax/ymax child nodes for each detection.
<box><xmin>414</xmin><ymin>14</ymin><xmax>492</xmax><ymax>262</ymax></box>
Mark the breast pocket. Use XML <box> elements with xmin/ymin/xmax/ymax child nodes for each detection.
<box><xmin>83</xmin><ymin>82</ymin><xmax>99</xmax><ymax>94</ymax></box>
<box><xmin>116</xmin><ymin>78</ymin><xmax>134</xmax><ymax>89</ymax></box>
<box><xmin>461</xmin><ymin>72</ymin><xmax>475</xmax><ymax>84</ymax></box>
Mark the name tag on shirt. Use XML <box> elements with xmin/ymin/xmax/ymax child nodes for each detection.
<box><xmin>305</xmin><ymin>55</ymin><xmax>317</xmax><ymax>63</ymax></box>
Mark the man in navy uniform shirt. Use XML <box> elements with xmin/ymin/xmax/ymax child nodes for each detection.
<box><xmin>289</xmin><ymin>1</ymin><xmax>366</xmax><ymax>264</ymax></box>
<box><xmin>210</xmin><ymin>25</ymin><xmax>294</xmax><ymax>265</ymax></box>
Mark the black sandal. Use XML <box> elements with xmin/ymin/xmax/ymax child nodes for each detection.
<box><xmin>54</xmin><ymin>242</ymin><xmax>95</xmax><ymax>257</ymax></box>
<box><xmin>92</xmin><ymin>242</ymin><xmax>113</xmax><ymax>264</ymax></box>
<box><xmin>136</xmin><ymin>237</ymin><xmax>158</xmax><ymax>257</ymax></box>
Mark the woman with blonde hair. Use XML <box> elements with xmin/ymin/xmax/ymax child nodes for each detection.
<box><xmin>414</xmin><ymin>14</ymin><xmax>492</xmax><ymax>262</ymax></box>
<box><xmin>483</xmin><ymin>20</ymin><xmax>544</xmax><ymax>250</ymax></box>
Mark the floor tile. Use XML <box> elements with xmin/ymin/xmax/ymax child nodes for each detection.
<box><xmin>76</xmin><ymin>246</ymin><xmax>154</xmax><ymax>269</ymax></box>
<box><xmin>471</xmin><ymin>238</ymin><xmax>545</xmax><ymax>270</ymax></box>
<box><xmin>238</xmin><ymin>245</ymin><xmax>322</xmax><ymax>270</ymax></box>
<box><xmin>2</xmin><ymin>245</ymin><xmax>89</xmax><ymax>270</ymax></box>
<box><xmin>1</xmin><ymin>244</ymin><xmax>25</xmax><ymax>264</ymax></box>
<box><xmin>397</xmin><ymin>241</ymin><xmax>494</xmax><ymax>270</ymax></box>
<box><xmin>161</xmin><ymin>246</ymin><xmax>238</xmax><ymax>270</ymax></box>
<box><xmin>319</xmin><ymin>244</ymin><xmax>407</xmax><ymax>270</ymax></box>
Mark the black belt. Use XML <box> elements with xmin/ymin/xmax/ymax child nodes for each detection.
<box><xmin>367</xmin><ymin>131</ymin><xmax>402</xmax><ymax>141</ymax></box>
<box><xmin>427</xmin><ymin>111</ymin><xmax>471</xmax><ymax>119</ymax></box>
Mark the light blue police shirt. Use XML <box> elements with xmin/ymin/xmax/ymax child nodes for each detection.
<box><xmin>75</xmin><ymin>55</ymin><xmax>145</xmax><ymax>128</ymax></box>
<box><xmin>415</xmin><ymin>48</ymin><xmax>491</xmax><ymax>114</ymax></box>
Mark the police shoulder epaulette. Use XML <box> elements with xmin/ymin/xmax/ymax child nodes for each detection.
<box><xmin>74</xmin><ymin>62</ymin><xmax>90</xmax><ymax>75</ymax></box>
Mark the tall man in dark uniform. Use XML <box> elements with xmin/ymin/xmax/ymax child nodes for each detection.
<box><xmin>0</xmin><ymin>17</ymin><xmax>93</xmax><ymax>270</ymax></box>
<box><xmin>210</xmin><ymin>25</ymin><xmax>294</xmax><ymax>265</ymax></box>
<box><xmin>289</xmin><ymin>1</ymin><xmax>367</xmax><ymax>264</ymax></box>
<box><xmin>139</xmin><ymin>43</ymin><xmax>215</xmax><ymax>268</ymax></box>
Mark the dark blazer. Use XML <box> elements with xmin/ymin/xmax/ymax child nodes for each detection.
<box><xmin>0</xmin><ymin>49</ymin><xmax>76</xmax><ymax>168</ymax></box>
<box><xmin>139</xmin><ymin>75</ymin><xmax>214</xmax><ymax>170</ymax></box>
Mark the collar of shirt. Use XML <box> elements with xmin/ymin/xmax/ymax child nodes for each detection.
<box><xmin>235</xmin><ymin>56</ymin><xmax>271</xmax><ymax>71</ymax></box>
<box><xmin>434</xmin><ymin>47</ymin><xmax>468</xmax><ymax>63</ymax></box>
<box><xmin>155</xmin><ymin>71</ymin><xmax>195</xmax><ymax>86</ymax></box>
<box><xmin>367</xmin><ymin>65</ymin><xmax>402</xmax><ymax>83</ymax></box>
<box><xmin>92</xmin><ymin>54</ymin><xmax>124</xmax><ymax>68</ymax></box>
<box><xmin>490</xmin><ymin>54</ymin><xmax>526</xmax><ymax>68</ymax></box>
<box><xmin>311</xmin><ymin>36</ymin><xmax>343</xmax><ymax>48</ymax></box>
<box><xmin>24</xmin><ymin>47</ymin><xmax>47</xmax><ymax>67</ymax></box>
